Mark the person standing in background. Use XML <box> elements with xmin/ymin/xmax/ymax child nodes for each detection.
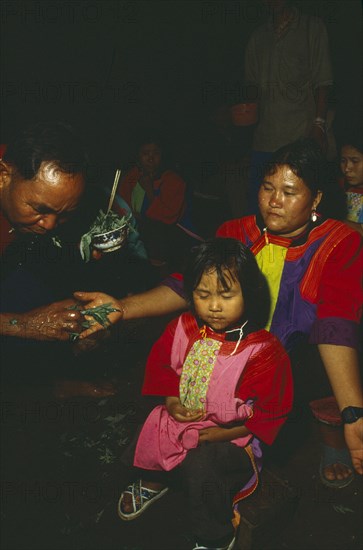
<box><xmin>244</xmin><ymin>0</ymin><xmax>333</xmax><ymax>213</ymax></box>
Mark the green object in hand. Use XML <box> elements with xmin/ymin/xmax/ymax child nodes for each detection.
<box><xmin>67</xmin><ymin>303</ymin><xmax>121</xmax><ymax>341</ymax></box>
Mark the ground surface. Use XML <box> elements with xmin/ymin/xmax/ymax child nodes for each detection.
<box><xmin>1</xmin><ymin>319</ymin><xmax>362</xmax><ymax>550</ymax></box>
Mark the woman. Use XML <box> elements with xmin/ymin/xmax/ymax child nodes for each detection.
<box><xmin>339</xmin><ymin>130</ymin><xmax>363</xmax><ymax>236</ymax></box>
<box><xmin>116</xmin><ymin>136</ymin><xmax>199</xmax><ymax>272</ymax></box>
<box><xmin>75</xmin><ymin>139</ymin><xmax>363</xmax><ymax>488</ymax></box>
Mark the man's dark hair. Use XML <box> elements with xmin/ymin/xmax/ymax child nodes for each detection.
<box><xmin>3</xmin><ymin>121</ymin><xmax>89</xmax><ymax>180</ymax></box>
<box><xmin>184</xmin><ymin>237</ymin><xmax>270</xmax><ymax>330</ymax></box>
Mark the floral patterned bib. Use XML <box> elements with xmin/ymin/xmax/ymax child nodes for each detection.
<box><xmin>179</xmin><ymin>337</ymin><xmax>222</xmax><ymax>411</ymax></box>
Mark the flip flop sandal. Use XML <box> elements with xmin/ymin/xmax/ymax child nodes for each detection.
<box><xmin>319</xmin><ymin>445</ymin><xmax>354</xmax><ymax>489</ymax></box>
<box><xmin>117</xmin><ymin>479</ymin><xmax>169</xmax><ymax>521</ymax></box>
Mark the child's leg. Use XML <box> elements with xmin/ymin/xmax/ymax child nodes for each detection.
<box><xmin>179</xmin><ymin>441</ymin><xmax>253</xmax><ymax>546</ymax></box>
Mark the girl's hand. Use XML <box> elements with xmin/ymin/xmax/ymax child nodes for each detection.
<box><xmin>166</xmin><ymin>397</ymin><xmax>204</xmax><ymax>423</ymax></box>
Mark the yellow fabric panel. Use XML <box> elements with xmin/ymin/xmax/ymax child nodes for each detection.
<box><xmin>255</xmin><ymin>243</ymin><xmax>288</xmax><ymax>330</ymax></box>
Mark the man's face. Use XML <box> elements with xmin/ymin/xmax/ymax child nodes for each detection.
<box><xmin>1</xmin><ymin>161</ymin><xmax>85</xmax><ymax>234</ymax></box>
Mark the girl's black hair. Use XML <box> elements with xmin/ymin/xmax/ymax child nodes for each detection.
<box><xmin>3</xmin><ymin>121</ymin><xmax>89</xmax><ymax>180</ymax></box>
<box><xmin>184</xmin><ymin>237</ymin><xmax>270</xmax><ymax>330</ymax></box>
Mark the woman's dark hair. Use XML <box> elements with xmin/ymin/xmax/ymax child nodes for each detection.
<box><xmin>184</xmin><ymin>237</ymin><xmax>270</xmax><ymax>330</ymax></box>
<box><xmin>338</xmin><ymin>128</ymin><xmax>363</xmax><ymax>155</ymax></box>
<box><xmin>136</xmin><ymin>133</ymin><xmax>165</xmax><ymax>154</ymax></box>
<box><xmin>3</xmin><ymin>121</ymin><xmax>89</xmax><ymax>180</ymax></box>
<box><xmin>263</xmin><ymin>138</ymin><xmax>327</xmax><ymax>197</ymax></box>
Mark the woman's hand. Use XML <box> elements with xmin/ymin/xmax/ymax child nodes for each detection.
<box><xmin>165</xmin><ymin>396</ymin><xmax>204</xmax><ymax>423</ymax></box>
<box><xmin>73</xmin><ymin>291</ymin><xmax>124</xmax><ymax>339</ymax></box>
<box><xmin>199</xmin><ymin>426</ymin><xmax>231</xmax><ymax>443</ymax></box>
<box><xmin>344</xmin><ymin>419</ymin><xmax>363</xmax><ymax>475</ymax></box>
<box><xmin>199</xmin><ymin>423</ymin><xmax>251</xmax><ymax>443</ymax></box>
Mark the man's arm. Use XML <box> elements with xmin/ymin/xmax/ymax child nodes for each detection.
<box><xmin>75</xmin><ymin>285</ymin><xmax>188</xmax><ymax>339</ymax></box>
<box><xmin>318</xmin><ymin>344</ymin><xmax>363</xmax><ymax>475</ymax></box>
<box><xmin>309</xmin><ymin>85</ymin><xmax>331</xmax><ymax>153</ymax></box>
<box><xmin>0</xmin><ymin>299</ymin><xmax>83</xmax><ymax>341</ymax></box>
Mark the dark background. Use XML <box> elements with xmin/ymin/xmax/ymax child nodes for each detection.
<box><xmin>1</xmin><ymin>0</ymin><xmax>362</xmax><ymax>176</ymax></box>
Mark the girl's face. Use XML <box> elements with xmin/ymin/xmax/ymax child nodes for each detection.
<box><xmin>193</xmin><ymin>268</ymin><xmax>244</xmax><ymax>332</ymax></box>
<box><xmin>340</xmin><ymin>145</ymin><xmax>363</xmax><ymax>187</ymax></box>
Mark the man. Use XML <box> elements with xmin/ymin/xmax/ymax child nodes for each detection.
<box><xmin>0</xmin><ymin>121</ymin><xmax>87</xmax><ymax>341</ymax></box>
<box><xmin>244</xmin><ymin>0</ymin><xmax>333</xmax><ymax>213</ymax></box>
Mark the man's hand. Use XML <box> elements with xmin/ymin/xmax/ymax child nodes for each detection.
<box><xmin>165</xmin><ymin>396</ymin><xmax>204</xmax><ymax>423</ymax></box>
<box><xmin>344</xmin><ymin>419</ymin><xmax>363</xmax><ymax>475</ymax></box>
<box><xmin>309</xmin><ymin>124</ymin><xmax>328</xmax><ymax>155</ymax></box>
<box><xmin>1</xmin><ymin>298</ymin><xmax>84</xmax><ymax>341</ymax></box>
<box><xmin>73</xmin><ymin>291</ymin><xmax>124</xmax><ymax>339</ymax></box>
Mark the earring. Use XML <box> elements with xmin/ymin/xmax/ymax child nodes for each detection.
<box><xmin>311</xmin><ymin>209</ymin><xmax>318</xmax><ymax>222</ymax></box>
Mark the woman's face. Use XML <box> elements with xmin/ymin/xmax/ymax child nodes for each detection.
<box><xmin>138</xmin><ymin>143</ymin><xmax>162</xmax><ymax>174</ymax></box>
<box><xmin>258</xmin><ymin>165</ymin><xmax>322</xmax><ymax>237</ymax></box>
<box><xmin>340</xmin><ymin>145</ymin><xmax>363</xmax><ymax>188</ymax></box>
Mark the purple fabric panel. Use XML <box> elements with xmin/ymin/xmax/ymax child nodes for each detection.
<box><xmin>269</xmin><ymin>240</ymin><xmax>323</xmax><ymax>350</ymax></box>
<box><xmin>160</xmin><ymin>275</ymin><xmax>185</xmax><ymax>299</ymax></box>
<box><xmin>309</xmin><ymin>317</ymin><xmax>360</xmax><ymax>349</ymax></box>
<box><xmin>232</xmin><ymin>437</ymin><xmax>263</xmax><ymax>508</ymax></box>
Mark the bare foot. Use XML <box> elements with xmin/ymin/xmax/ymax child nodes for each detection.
<box><xmin>323</xmin><ymin>462</ymin><xmax>353</xmax><ymax>482</ymax></box>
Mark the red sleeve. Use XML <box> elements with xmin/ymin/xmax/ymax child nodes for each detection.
<box><xmin>237</xmin><ymin>335</ymin><xmax>293</xmax><ymax>445</ymax></box>
<box><xmin>146</xmin><ymin>170</ymin><xmax>186</xmax><ymax>224</ymax></box>
<box><xmin>316</xmin><ymin>231</ymin><xmax>363</xmax><ymax>323</ymax></box>
<box><xmin>216</xmin><ymin>219</ymin><xmax>246</xmax><ymax>241</ymax></box>
<box><xmin>142</xmin><ymin>317</ymin><xmax>181</xmax><ymax>397</ymax></box>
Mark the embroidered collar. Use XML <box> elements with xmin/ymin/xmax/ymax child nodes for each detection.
<box><xmin>256</xmin><ymin>213</ymin><xmax>325</xmax><ymax>248</ymax></box>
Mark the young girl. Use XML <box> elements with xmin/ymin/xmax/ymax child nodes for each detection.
<box><xmin>117</xmin><ymin>238</ymin><xmax>293</xmax><ymax>550</ymax></box>
<box><xmin>340</xmin><ymin>131</ymin><xmax>363</xmax><ymax>235</ymax></box>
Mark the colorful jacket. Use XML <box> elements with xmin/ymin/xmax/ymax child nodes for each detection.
<box><xmin>135</xmin><ymin>312</ymin><xmax>293</xmax><ymax>501</ymax></box>
<box><xmin>216</xmin><ymin>216</ymin><xmax>363</xmax><ymax>351</ymax></box>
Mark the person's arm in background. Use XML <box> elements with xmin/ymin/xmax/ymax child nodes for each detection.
<box><xmin>310</xmin><ymin>85</ymin><xmax>331</xmax><ymax>153</ymax></box>
<box><xmin>308</xmin><ymin>16</ymin><xmax>333</xmax><ymax>153</ymax></box>
<box><xmin>0</xmin><ymin>299</ymin><xmax>83</xmax><ymax>341</ymax></box>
